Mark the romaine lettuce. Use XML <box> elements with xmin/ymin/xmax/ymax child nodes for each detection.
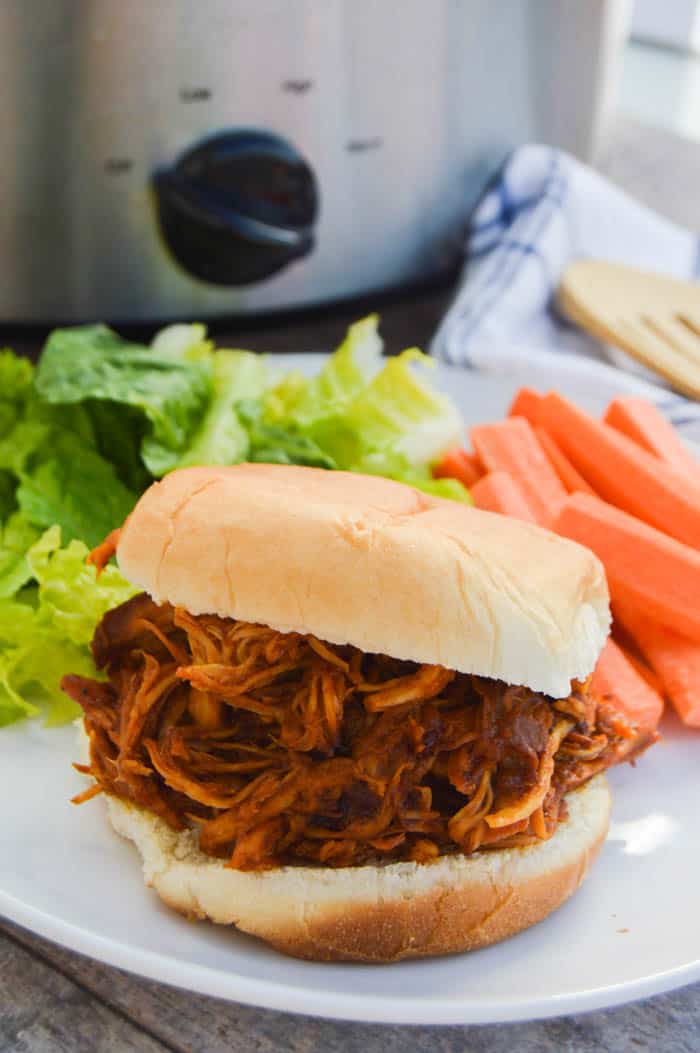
<box><xmin>264</xmin><ymin>314</ymin><xmax>383</xmax><ymax>426</ymax></box>
<box><xmin>0</xmin><ymin>471</ymin><xmax>15</xmax><ymax>522</ymax></box>
<box><xmin>0</xmin><ymin>513</ymin><xmax>40</xmax><ymax>599</ymax></box>
<box><xmin>16</xmin><ymin>428</ymin><xmax>137</xmax><ymax>548</ymax></box>
<box><xmin>257</xmin><ymin>318</ymin><xmax>469</xmax><ymax>501</ymax></box>
<box><xmin>0</xmin><ymin>527</ymin><xmax>137</xmax><ymax>726</ymax></box>
<box><xmin>35</xmin><ymin>324</ymin><xmax>212</xmax><ymax>476</ymax></box>
<box><xmin>237</xmin><ymin>401</ymin><xmax>336</xmax><ymax>469</ymax></box>
<box><xmin>172</xmin><ymin>351</ymin><xmax>270</xmax><ymax>471</ymax></box>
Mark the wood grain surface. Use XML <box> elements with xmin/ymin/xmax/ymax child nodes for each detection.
<box><xmin>3</xmin><ymin>921</ymin><xmax>700</xmax><ymax>1053</ymax></box>
<box><xmin>1</xmin><ymin>118</ymin><xmax>699</xmax><ymax>1052</ymax></box>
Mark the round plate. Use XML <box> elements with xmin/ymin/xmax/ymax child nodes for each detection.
<box><xmin>1</xmin><ymin>354</ymin><xmax>698</xmax><ymax>1025</ymax></box>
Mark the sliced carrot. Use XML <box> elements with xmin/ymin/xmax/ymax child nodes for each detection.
<box><xmin>553</xmin><ymin>492</ymin><xmax>700</xmax><ymax>643</ymax></box>
<box><xmin>432</xmin><ymin>447</ymin><xmax>482</xmax><ymax>488</ymax></box>
<box><xmin>539</xmin><ymin>392</ymin><xmax>700</xmax><ymax>548</ymax></box>
<box><xmin>470</xmin><ymin>471</ymin><xmax>537</xmax><ymax>523</ymax></box>
<box><xmin>470</xmin><ymin>418</ymin><xmax>566</xmax><ymax>524</ymax></box>
<box><xmin>508</xmin><ymin>387</ymin><xmax>543</xmax><ymax>425</ymax></box>
<box><xmin>592</xmin><ymin>638</ymin><xmax>664</xmax><ymax>730</ymax></box>
<box><xmin>620</xmin><ymin>647</ymin><xmax>664</xmax><ymax>697</ymax></box>
<box><xmin>535</xmin><ymin>427</ymin><xmax>596</xmax><ymax>496</ymax></box>
<box><xmin>613</xmin><ymin>597</ymin><xmax>700</xmax><ymax>728</ymax></box>
<box><xmin>604</xmin><ymin>396</ymin><xmax>698</xmax><ymax>474</ymax></box>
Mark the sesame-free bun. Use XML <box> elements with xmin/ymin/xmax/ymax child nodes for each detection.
<box><xmin>104</xmin><ymin>774</ymin><xmax>611</xmax><ymax>962</ymax></box>
<box><xmin>116</xmin><ymin>464</ymin><xmax>610</xmax><ymax>698</ymax></box>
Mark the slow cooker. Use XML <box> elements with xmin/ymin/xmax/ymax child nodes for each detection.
<box><xmin>0</xmin><ymin>0</ymin><xmax>628</xmax><ymax>323</ymax></box>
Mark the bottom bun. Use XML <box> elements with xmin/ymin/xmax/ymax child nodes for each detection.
<box><xmin>103</xmin><ymin>776</ymin><xmax>611</xmax><ymax>963</ymax></box>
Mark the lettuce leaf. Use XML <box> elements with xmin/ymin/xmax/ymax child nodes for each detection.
<box><xmin>344</xmin><ymin>351</ymin><xmax>463</xmax><ymax>469</ymax></box>
<box><xmin>0</xmin><ymin>527</ymin><xmax>137</xmax><ymax>726</ymax></box>
<box><xmin>237</xmin><ymin>401</ymin><xmax>336</xmax><ymax>469</ymax></box>
<box><xmin>302</xmin><ymin>349</ymin><xmax>463</xmax><ymax>473</ymax></box>
<box><xmin>83</xmin><ymin>400</ymin><xmax>150</xmax><ymax>493</ymax></box>
<box><xmin>0</xmin><ymin>513</ymin><xmax>41</xmax><ymax>598</ymax></box>
<box><xmin>357</xmin><ymin>450</ymin><xmax>471</xmax><ymax>502</ymax></box>
<box><xmin>264</xmin><ymin>314</ymin><xmax>382</xmax><ymax>427</ymax></box>
<box><xmin>170</xmin><ymin>351</ymin><xmax>269</xmax><ymax>471</ymax></box>
<box><xmin>0</xmin><ymin>349</ymin><xmax>34</xmax><ymax>437</ymax></box>
<box><xmin>0</xmin><ymin>351</ymin><xmax>37</xmax><ymax>494</ymax></box>
<box><xmin>35</xmin><ymin>324</ymin><xmax>212</xmax><ymax>477</ymax></box>
<box><xmin>0</xmin><ymin>471</ymin><xmax>16</xmax><ymax>522</ymax></box>
<box><xmin>258</xmin><ymin>318</ymin><xmax>468</xmax><ymax>500</ymax></box>
<box><xmin>16</xmin><ymin>428</ymin><xmax>137</xmax><ymax>548</ymax></box>
<box><xmin>150</xmin><ymin>322</ymin><xmax>214</xmax><ymax>362</ymax></box>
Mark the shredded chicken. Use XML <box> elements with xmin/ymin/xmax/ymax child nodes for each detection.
<box><xmin>62</xmin><ymin>594</ymin><xmax>656</xmax><ymax>871</ymax></box>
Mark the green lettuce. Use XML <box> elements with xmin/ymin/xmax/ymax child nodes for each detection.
<box><xmin>16</xmin><ymin>428</ymin><xmax>137</xmax><ymax>549</ymax></box>
<box><xmin>0</xmin><ymin>513</ymin><xmax>41</xmax><ymax>598</ymax></box>
<box><xmin>0</xmin><ymin>349</ymin><xmax>34</xmax><ymax>437</ymax></box>
<box><xmin>0</xmin><ymin>527</ymin><xmax>138</xmax><ymax>727</ymax></box>
<box><xmin>237</xmin><ymin>401</ymin><xmax>336</xmax><ymax>469</ymax></box>
<box><xmin>264</xmin><ymin>315</ymin><xmax>383</xmax><ymax>426</ymax></box>
<box><xmin>258</xmin><ymin>317</ymin><xmax>469</xmax><ymax>501</ymax></box>
<box><xmin>0</xmin><ymin>390</ymin><xmax>134</xmax><ymax>549</ymax></box>
<box><xmin>0</xmin><ymin>471</ymin><xmax>16</xmax><ymax>522</ymax></box>
<box><xmin>35</xmin><ymin>324</ymin><xmax>212</xmax><ymax>477</ymax></box>
<box><xmin>170</xmin><ymin>350</ymin><xmax>269</xmax><ymax>471</ymax></box>
<box><xmin>83</xmin><ymin>400</ymin><xmax>150</xmax><ymax>493</ymax></box>
<box><xmin>150</xmin><ymin>322</ymin><xmax>213</xmax><ymax>362</ymax></box>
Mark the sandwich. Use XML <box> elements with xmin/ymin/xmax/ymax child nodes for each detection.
<box><xmin>63</xmin><ymin>464</ymin><xmax>654</xmax><ymax>962</ymax></box>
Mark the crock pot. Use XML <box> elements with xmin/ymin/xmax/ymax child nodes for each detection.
<box><xmin>0</xmin><ymin>0</ymin><xmax>629</xmax><ymax>322</ymax></box>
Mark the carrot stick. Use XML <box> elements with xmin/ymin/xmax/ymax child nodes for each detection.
<box><xmin>470</xmin><ymin>418</ymin><xmax>566</xmax><ymax>524</ymax></box>
<box><xmin>508</xmin><ymin>387</ymin><xmax>543</xmax><ymax>424</ymax></box>
<box><xmin>540</xmin><ymin>392</ymin><xmax>700</xmax><ymax>548</ymax></box>
<box><xmin>432</xmin><ymin>447</ymin><xmax>482</xmax><ymax>488</ymax></box>
<box><xmin>620</xmin><ymin>647</ymin><xmax>664</xmax><ymax>697</ymax></box>
<box><xmin>470</xmin><ymin>471</ymin><xmax>538</xmax><ymax>523</ymax></box>
<box><xmin>535</xmin><ymin>427</ymin><xmax>596</xmax><ymax>496</ymax></box>
<box><xmin>553</xmin><ymin>492</ymin><xmax>700</xmax><ymax>643</ymax></box>
<box><xmin>592</xmin><ymin>638</ymin><xmax>664</xmax><ymax>730</ymax></box>
<box><xmin>613</xmin><ymin>597</ymin><xmax>700</xmax><ymax>728</ymax></box>
<box><xmin>604</xmin><ymin>396</ymin><xmax>699</xmax><ymax>474</ymax></box>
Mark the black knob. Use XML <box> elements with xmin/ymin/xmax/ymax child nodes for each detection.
<box><xmin>153</xmin><ymin>130</ymin><xmax>319</xmax><ymax>286</ymax></box>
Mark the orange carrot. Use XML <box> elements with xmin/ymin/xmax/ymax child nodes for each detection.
<box><xmin>553</xmin><ymin>492</ymin><xmax>700</xmax><ymax>643</ymax></box>
<box><xmin>620</xmin><ymin>647</ymin><xmax>664</xmax><ymax>697</ymax></box>
<box><xmin>534</xmin><ymin>427</ymin><xmax>596</xmax><ymax>496</ymax></box>
<box><xmin>470</xmin><ymin>418</ymin><xmax>566</xmax><ymax>524</ymax></box>
<box><xmin>604</xmin><ymin>396</ymin><xmax>698</xmax><ymax>474</ymax></box>
<box><xmin>539</xmin><ymin>392</ymin><xmax>700</xmax><ymax>548</ymax></box>
<box><xmin>613</xmin><ymin>597</ymin><xmax>700</xmax><ymax>728</ymax></box>
<box><xmin>470</xmin><ymin>471</ymin><xmax>537</xmax><ymax>523</ymax></box>
<box><xmin>433</xmin><ymin>447</ymin><xmax>482</xmax><ymax>488</ymax></box>
<box><xmin>508</xmin><ymin>387</ymin><xmax>543</xmax><ymax>425</ymax></box>
<box><xmin>592</xmin><ymin>638</ymin><xmax>664</xmax><ymax>730</ymax></box>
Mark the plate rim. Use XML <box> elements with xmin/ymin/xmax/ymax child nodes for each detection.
<box><xmin>3</xmin><ymin>886</ymin><xmax>699</xmax><ymax>1025</ymax></box>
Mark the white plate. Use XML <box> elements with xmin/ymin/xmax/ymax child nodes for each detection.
<box><xmin>1</xmin><ymin>354</ymin><xmax>698</xmax><ymax>1025</ymax></box>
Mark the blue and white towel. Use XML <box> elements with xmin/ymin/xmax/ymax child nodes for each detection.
<box><xmin>431</xmin><ymin>144</ymin><xmax>700</xmax><ymax>444</ymax></box>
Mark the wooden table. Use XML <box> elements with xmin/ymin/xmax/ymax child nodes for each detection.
<box><xmin>2</xmin><ymin>119</ymin><xmax>699</xmax><ymax>1052</ymax></box>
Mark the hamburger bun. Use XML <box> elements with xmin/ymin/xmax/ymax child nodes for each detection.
<box><xmin>116</xmin><ymin>464</ymin><xmax>610</xmax><ymax>698</ymax></box>
<box><xmin>101</xmin><ymin>770</ymin><xmax>611</xmax><ymax>962</ymax></box>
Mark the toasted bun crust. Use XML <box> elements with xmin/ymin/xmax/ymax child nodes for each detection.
<box><xmin>117</xmin><ymin>464</ymin><xmax>609</xmax><ymax>697</ymax></box>
<box><xmin>104</xmin><ymin>776</ymin><xmax>611</xmax><ymax>962</ymax></box>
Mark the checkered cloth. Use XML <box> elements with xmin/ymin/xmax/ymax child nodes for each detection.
<box><xmin>431</xmin><ymin>145</ymin><xmax>700</xmax><ymax>443</ymax></box>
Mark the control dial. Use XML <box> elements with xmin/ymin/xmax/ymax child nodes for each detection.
<box><xmin>153</xmin><ymin>130</ymin><xmax>318</xmax><ymax>286</ymax></box>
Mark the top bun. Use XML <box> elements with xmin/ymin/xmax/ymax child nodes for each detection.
<box><xmin>117</xmin><ymin>465</ymin><xmax>610</xmax><ymax>698</ymax></box>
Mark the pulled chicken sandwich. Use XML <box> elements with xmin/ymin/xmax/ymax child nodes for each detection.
<box><xmin>64</xmin><ymin>464</ymin><xmax>655</xmax><ymax>962</ymax></box>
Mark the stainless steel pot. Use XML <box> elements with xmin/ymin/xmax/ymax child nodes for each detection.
<box><xmin>0</xmin><ymin>0</ymin><xmax>628</xmax><ymax>322</ymax></box>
